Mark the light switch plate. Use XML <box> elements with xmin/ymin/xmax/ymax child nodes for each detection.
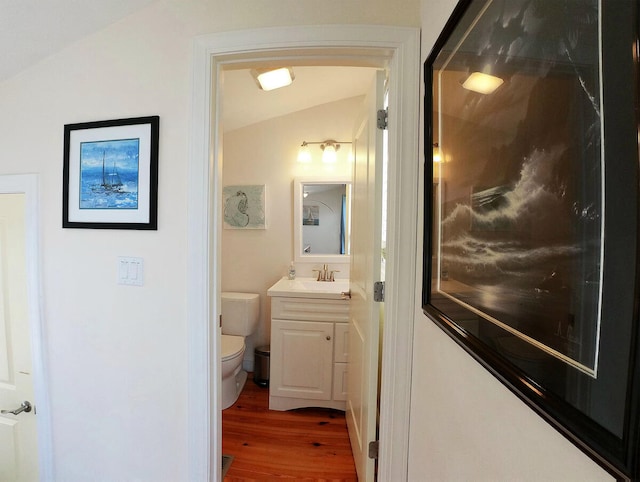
<box><xmin>118</xmin><ymin>256</ymin><xmax>144</xmax><ymax>286</ymax></box>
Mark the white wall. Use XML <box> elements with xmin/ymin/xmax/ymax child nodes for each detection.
<box><xmin>222</xmin><ymin>96</ymin><xmax>358</xmax><ymax>369</ymax></box>
<box><xmin>0</xmin><ymin>0</ymin><xmax>419</xmax><ymax>480</ymax></box>
<box><xmin>409</xmin><ymin>1</ymin><xmax>613</xmax><ymax>480</ymax></box>
<box><xmin>5</xmin><ymin>0</ymin><xmax>605</xmax><ymax>477</ymax></box>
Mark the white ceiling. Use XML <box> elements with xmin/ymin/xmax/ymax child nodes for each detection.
<box><xmin>0</xmin><ymin>2</ymin><xmax>379</xmax><ymax>129</ymax></box>
<box><xmin>222</xmin><ymin>66</ymin><xmax>378</xmax><ymax>132</ymax></box>
<box><xmin>0</xmin><ymin>0</ymin><xmax>154</xmax><ymax>82</ymax></box>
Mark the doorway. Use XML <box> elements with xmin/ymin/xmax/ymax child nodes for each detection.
<box><xmin>219</xmin><ymin>63</ymin><xmax>377</xmax><ymax>382</ymax></box>
<box><xmin>0</xmin><ymin>174</ymin><xmax>51</xmax><ymax>480</ymax></box>
<box><xmin>186</xmin><ymin>25</ymin><xmax>420</xmax><ymax>480</ymax></box>
<box><xmin>219</xmin><ymin>63</ymin><xmax>377</xmax><ymax>477</ymax></box>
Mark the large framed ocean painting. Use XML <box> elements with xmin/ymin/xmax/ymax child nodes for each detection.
<box><xmin>423</xmin><ymin>0</ymin><xmax>640</xmax><ymax>478</ymax></box>
<box><xmin>63</xmin><ymin>116</ymin><xmax>159</xmax><ymax>230</ymax></box>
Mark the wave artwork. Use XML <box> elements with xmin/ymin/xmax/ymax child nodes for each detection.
<box><xmin>431</xmin><ymin>0</ymin><xmax>602</xmax><ymax>374</ymax></box>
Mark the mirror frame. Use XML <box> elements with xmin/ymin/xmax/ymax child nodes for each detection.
<box><xmin>293</xmin><ymin>177</ymin><xmax>352</xmax><ymax>264</ymax></box>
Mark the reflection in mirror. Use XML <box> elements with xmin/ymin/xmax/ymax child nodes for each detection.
<box><xmin>293</xmin><ymin>177</ymin><xmax>351</xmax><ymax>264</ymax></box>
<box><xmin>302</xmin><ymin>184</ymin><xmax>347</xmax><ymax>254</ymax></box>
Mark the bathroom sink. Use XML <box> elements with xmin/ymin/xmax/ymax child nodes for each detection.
<box><xmin>267</xmin><ymin>277</ymin><xmax>350</xmax><ymax>300</ymax></box>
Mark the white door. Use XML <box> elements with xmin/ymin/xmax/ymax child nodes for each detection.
<box><xmin>347</xmin><ymin>70</ymin><xmax>385</xmax><ymax>481</ymax></box>
<box><xmin>0</xmin><ymin>193</ymin><xmax>39</xmax><ymax>482</ymax></box>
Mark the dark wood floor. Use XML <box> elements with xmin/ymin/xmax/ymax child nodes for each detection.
<box><xmin>222</xmin><ymin>375</ymin><xmax>357</xmax><ymax>481</ymax></box>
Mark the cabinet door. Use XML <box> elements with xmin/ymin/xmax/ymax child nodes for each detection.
<box><xmin>271</xmin><ymin>320</ymin><xmax>333</xmax><ymax>401</ymax></box>
<box><xmin>333</xmin><ymin>362</ymin><xmax>348</xmax><ymax>401</ymax></box>
<box><xmin>334</xmin><ymin>323</ymin><xmax>349</xmax><ymax>363</ymax></box>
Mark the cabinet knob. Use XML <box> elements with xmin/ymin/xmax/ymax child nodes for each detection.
<box><xmin>326</xmin><ymin>335</ymin><xmax>331</xmax><ymax>341</ymax></box>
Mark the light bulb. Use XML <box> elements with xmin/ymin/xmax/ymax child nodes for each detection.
<box><xmin>433</xmin><ymin>146</ymin><xmax>442</xmax><ymax>163</ymax></box>
<box><xmin>297</xmin><ymin>143</ymin><xmax>312</xmax><ymax>163</ymax></box>
<box><xmin>322</xmin><ymin>144</ymin><xmax>337</xmax><ymax>163</ymax></box>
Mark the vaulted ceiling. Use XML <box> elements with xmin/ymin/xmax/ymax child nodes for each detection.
<box><xmin>222</xmin><ymin>66</ymin><xmax>378</xmax><ymax>132</ymax></box>
<box><xmin>1</xmin><ymin>2</ymin><xmax>378</xmax><ymax>127</ymax></box>
<box><xmin>0</xmin><ymin>0</ymin><xmax>154</xmax><ymax>83</ymax></box>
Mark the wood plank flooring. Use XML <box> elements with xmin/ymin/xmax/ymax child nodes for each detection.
<box><xmin>222</xmin><ymin>376</ymin><xmax>357</xmax><ymax>481</ymax></box>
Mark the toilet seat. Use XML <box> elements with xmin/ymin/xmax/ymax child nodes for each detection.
<box><xmin>221</xmin><ymin>334</ymin><xmax>245</xmax><ymax>361</ymax></box>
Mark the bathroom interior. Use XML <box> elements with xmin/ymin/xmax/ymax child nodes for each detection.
<box><xmin>219</xmin><ymin>63</ymin><xmax>382</xmax><ymax>471</ymax></box>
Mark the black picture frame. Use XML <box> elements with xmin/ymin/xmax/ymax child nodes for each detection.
<box><xmin>63</xmin><ymin>116</ymin><xmax>159</xmax><ymax>230</ymax></box>
<box><xmin>423</xmin><ymin>0</ymin><xmax>640</xmax><ymax>479</ymax></box>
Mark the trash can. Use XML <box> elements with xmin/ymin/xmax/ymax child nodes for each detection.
<box><xmin>253</xmin><ymin>345</ymin><xmax>270</xmax><ymax>387</ymax></box>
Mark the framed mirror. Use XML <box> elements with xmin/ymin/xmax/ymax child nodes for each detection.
<box><xmin>293</xmin><ymin>177</ymin><xmax>351</xmax><ymax>264</ymax></box>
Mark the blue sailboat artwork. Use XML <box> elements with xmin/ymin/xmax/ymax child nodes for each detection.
<box><xmin>79</xmin><ymin>138</ymin><xmax>140</xmax><ymax>209</ymax></box>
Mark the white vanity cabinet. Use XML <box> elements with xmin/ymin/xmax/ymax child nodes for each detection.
<box><xmin>269</xmin><ymin>295</ymin><xmax>349</xmax><ymax>411</ymax></box>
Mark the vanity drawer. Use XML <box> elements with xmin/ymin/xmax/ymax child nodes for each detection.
<box><xmin>271</xmin><ymin>297</ymin><xmax>349</xmax><ymax>323</ymax></box>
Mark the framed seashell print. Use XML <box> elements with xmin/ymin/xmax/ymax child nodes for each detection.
<box><xmin>222</xmin><ymin>184</ymin><xmax>266</xmax><ymax>229</ymax></box>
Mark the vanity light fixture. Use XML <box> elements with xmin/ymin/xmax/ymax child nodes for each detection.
<box><xmin>297</xmin><ymin>139</ymin><xmax>352</xmax><ymax>164</ymax></box>
<box><xmin>462</xmin><ymin>72</ymin><xmax>504</xmax><ymax>95</ymax></box>
<box><xmin>321</xmin><ymin>141</ymin><xmax>339</xmax><ymax>163</ymax></box>
<box><xmin>251</xmin><ymin>67</ymin><xmax>295</xmax><ymax>91</ymax></box>
<box><xmin>433</xmin><ymin>143</ymin><xmax>442</xmax><ymax>163</ymax></box>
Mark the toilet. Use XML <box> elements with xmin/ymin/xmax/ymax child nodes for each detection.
<box><xmin>221</xmin><ymin>292</ymin><xmax>260</xmax><ymax>409</ymax></box>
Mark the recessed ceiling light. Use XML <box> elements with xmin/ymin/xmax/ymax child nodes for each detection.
<box><xmin>462</xmin><ymin>72</ymin><xmax>504</xmax><ymax>95</ymax></box>
<box><xmin>251</xmin><ymin>67</ymin><xmax>295</xmax><ymax>91</ymax></box>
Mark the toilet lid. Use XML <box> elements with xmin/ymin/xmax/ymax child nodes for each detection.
<box><xmin>221</xmin><ymin>334</ymin><xmax>245</xmax><ymax>361</ymax></box>
<box><xmin>221</xmin><ymin>292</ymin><xmax>259</xmax><ymax>301</ymax></box>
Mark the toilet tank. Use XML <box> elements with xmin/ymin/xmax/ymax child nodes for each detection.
<box><xmin>221</xmin><ymin>292</ymin><xmax>260</xmax><ymax>336</ymax></box>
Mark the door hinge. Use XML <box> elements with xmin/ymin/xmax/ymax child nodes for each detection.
<box><xmin>368</xmin><ymin>440</ymin><xmax>379</xmax><ymax>459</ymax></box>
<box><xmin>373</xmin><ymin>281</ymin><xmax>385</xmax><ymax>302</ymax></box>
<box><xmin>377</xmin><ymin>108</ymin><xmax>388</xmax><ymax>130</ymax></box>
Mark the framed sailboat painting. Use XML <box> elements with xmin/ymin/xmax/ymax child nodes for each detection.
<box><xmin>63</xmin><ymin>116</ymin><xmax>159</xmax><ymax>229</ymax></box>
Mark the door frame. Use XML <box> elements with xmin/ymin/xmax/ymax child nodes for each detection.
<box><xmin>0</xmin><ymin>174</ymin><xmax>52</xmax><ymax>479</ymax></box>
<box><xmin>187</xmin><ymin>25</ymin><xmax>420</xmax><ymax>480</ymax></box>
